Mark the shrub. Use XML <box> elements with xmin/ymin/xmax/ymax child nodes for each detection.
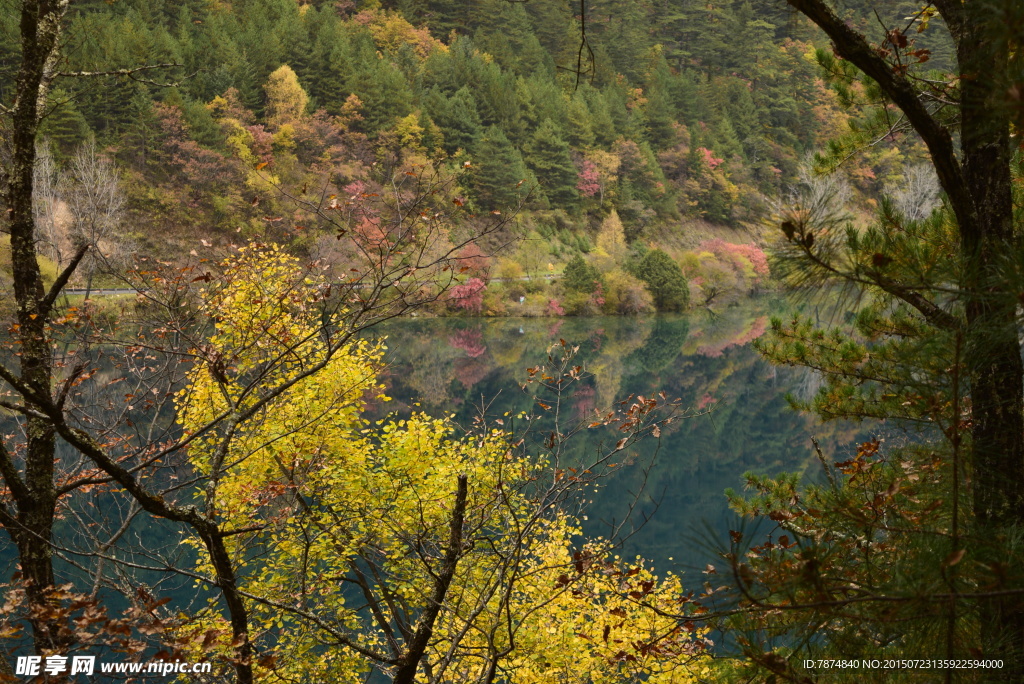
<box><xmin>562</xmin><ymin>282</ymin><xmax>605</xmax><ymax>316</ymax></box>
<box><xmin>697</xmin><ymin>239</ymin><xmax>769</xmax><ymax>282</ymax></box>
<box><xmin>678</xmin><ymin>251</ymin><xmax>701</xmax><ymax>278</ymax></box>
<box><xmin>602</xmin><ymin>268</ymin><xmax>655</xmax><ymax>315</ymax></box>
<box><xmin>503</xmin><ymin>281</ymin><xmax>527</xmax><ymax>302</ymax></box>
<box><xmin>692</xmin><ymin>257</ymin><xmax>739</xmax><ymax>306</ymax></box>
<box><xmin>519</xmin><ymin>292</ymin><xmax>550</xmax><ymax>316</ymax></box>
<box><xmin>447</xmin><ymin>277</ymin><xmax>486</xmax><ymax>313</ymax></box>
<box><xmin>561</xmin><ymin>291</ymin><xmax>594</xmax><ymax>316</ymax></box>
<box><xmin>681</xmin><ymin>239</ymin><xmax>770</xmax><ymax>304</ymax></box>
<box><xmin>524</xmin><ymin>277</ymin><xmax>547</xmax><ymax>294</ymax></box>
<box><xmin>493</xmin><ymin>257</ymin><xmax>525</xmax><ymax>281</ymax></box>
<box><xmin>546</xmin><ymin>298</ymin><xmax>566</xmax><ymax>316</ymax></box>
<box><xmin>455</xmin><ymin>243</ymin><xmax>492</xmax><ymax>282</ymax></box>
<box><xmin>494</xmin><ymin>257</ymin><xmax>526</xmax><ymax>301</ymax></box>
<box><xmin>481</xmin><ymin>286</ymin><xmax>509</xmax><ymax>316</ymax></box>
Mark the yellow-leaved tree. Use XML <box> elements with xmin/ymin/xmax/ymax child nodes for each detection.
<box><xmin>263</xmin><ymin>64</ymin><xmax>308</xmax><ymax>130</ymax></box>
<box><xmin>174</xmin><ymin>244</ymin><xmax>713</xmax><ymax>683</ymax></box>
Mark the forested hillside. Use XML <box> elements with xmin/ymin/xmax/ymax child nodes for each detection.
<box><xmin>1</xmin><ymin>0</ymin><xmax>857</xmax><ymax>260</ymax></box>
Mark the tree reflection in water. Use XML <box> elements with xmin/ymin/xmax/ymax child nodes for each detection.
<box><xmin>364</xmin><ymin>302</ymin><xmax>868</xmax><ymax>572</ymax></box>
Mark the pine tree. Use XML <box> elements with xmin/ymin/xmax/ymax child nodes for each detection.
<box><xmin>39</xmin><ymin>88</ymin><xmax>93</xmax><ymax>155</ymax></box>
<box><xmin>643</xmin><ymin>56</ymin><xmax>678</xmax><ymax>149</ymax></box>
<box><xmin>565</xmin><ymin>93</ymin><xmax>596</xmax><ymax>149</ymax></box>
<box><xmin>581</xmin><ymin>84</ymin><xmax>617</xmax><ymax>148</ymax></box>
<box><xmin>711</xmin><ymin>116</ymin><xmax>742</xmax><ymax>160</ymax></box>
<box><xmin>525</xmin><ymin>118</ymin><xmax>579</xmax><ymax>210</ymax></box>
<box><xmin>418</xmin><ymin>0</ymin><xmax>482</xmax><ymax>36</ymax></box>
<box><xmin>724</xmin><ymin>78</ymin><xmax>759</xmax><ymax>149</ymax></box>
<box><xmin>304</xmin><ymin>30</ymin><xmax>336</xmax><ymax>112</ymax></box>
<box><xmin>0</xmin><ymin>8</ymin><xmax>18</xmax><ymax>99</ymax></box>
<box><xmin>665</xmin><ymin>0</ymin><xmax>737</xmax><ymax>71</ymax></box>
<box><xmin>720</xmin><ymin>0</ymin><xmax>1024</xmax><ymax>675</ymax></box>
<box><xmin>588</xmin><ymin>0</ymin><xmax>653</xmax><ymax>82</ymax></box>
<box><xmin>232</xmin><ymin>49</ymin><xmax>266</xmax><ymax>117</ymax></box>
<box><xmin>234</xmin><ymin>0</ymin><xmax>287</xmax><ymax>91</ymax></box>
<box><xmin>472</xmin><ymin>0</ymin><xmax>551</xmax><ymax>77</ymax></box>
<box><xmin>470</xmin><ymin>126</ymin><xmax>527</xmax><ymax>210</ymax></box>
<box><xmin>524</xmin><ymin>0</ymin><xmax>573</xmax><ymax>62</ymax></box>
<box><xmin>346</xmin><ymin>59</ymin><xmax>413</xmax><ymax>135</ymax></box>
<box><xmin>417</xmin><ymin>111</ymin><xmax>444</xmax><ymax>157</ymax></box>
<box><xmin>67</xmin><ymin>14</ymin><xmax>153</xmax><ymax>137</ymax></box>
<box><xmin>420</xmin><ymin>37</ymin><xmax>460</xmax><ymax>95</ymax></box>
<box><xmin>600</xmin><ymin>83</ymin><xmax>631</xmax><ymax>140</ymax></box>
<box><xmin>181</xmin><ymin>97</ymin><xmax>223</xmax><ymax>149</ymax></box>
<box><xmin>465</xmin><ymin>56</ymin><xmax>518</xmax><ymax>130</ymax></box>
<box><xmin>424</xmin><ymin>86</ymin><xmax>481</xmax><ymax>154</ymax></box>
<box><xmin>520</xmin><ymin>75</ymin><xmax>569</xmax><ymax>133</ymax></box>
<box><xmin>119</xmin><ymin>90</ymin><xmax>160</xmax><ymax>169</ymax></box>
<box><xmin>669</xmin><ymin>70</ymin><xmax>700</xmax><ymax>126</ymax></box>
<box><xmin>286</xmin><ymin>23</ymin><xmax>315</xmax><ymax>90</ymax></box>
<box><xmin>318</xmin><ymin>34</ymin><xmax>356</xmax><ymax>115</ymax></box>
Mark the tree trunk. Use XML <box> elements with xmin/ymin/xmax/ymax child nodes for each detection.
<box><xmin>958</xmin><ymin>6</ymin><xmax>1024</xmax><ymax>671</ymax></box>
<box><xmin>9</xmin><ymin>486</ymin><xmax>60</xmax><ymax>652</ymax></box>
<box><xmin>392</xmin><ymin>475</ymin><xmax>468</xmax><ymax>684</ymax></box>
<box><xmin>3</xmin><ymin>0</ymin><xmax>71</xmax><ymax>656</ymax></box>
<box><xmin>202</xmin><ymin>531</ymin><xmax>254</xmax><ymax>684</ymax></box>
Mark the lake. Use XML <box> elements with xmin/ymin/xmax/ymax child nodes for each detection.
<box><xmin>363</xmin><ymin>300</ymin><xmax>868</xmax><ymax>576</ymax></box>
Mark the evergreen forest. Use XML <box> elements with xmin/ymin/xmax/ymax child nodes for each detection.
<box><xmin>2</xmin><ymin>0</ymin><xmax>904</xmax><ymax>276</ymax></box>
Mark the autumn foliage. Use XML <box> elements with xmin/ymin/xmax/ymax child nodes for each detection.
<box><xmin>171</xmin><ymin>246</ymin><xmax>713</xmax><ymax>682</ymax></box>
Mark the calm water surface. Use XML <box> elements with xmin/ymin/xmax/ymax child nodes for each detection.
<box><xmin>364</xmin><ymin>303</ymin><xmax>867</xmax><ymax>575</ymax></box>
